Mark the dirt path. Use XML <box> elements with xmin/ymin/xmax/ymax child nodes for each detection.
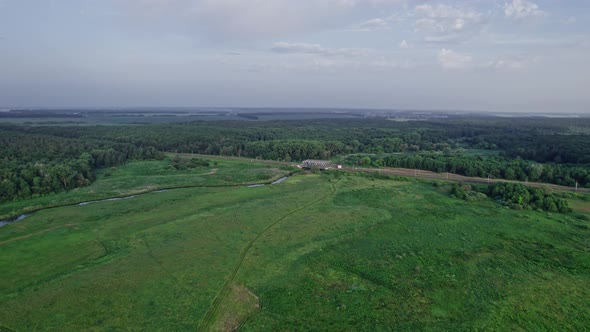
<box><xmin>346</xmin><ymin>167</ymin><xmax>590</xmax><ymax>193</ymax></box>
<box><xmin>201</xmin><ymin>168</ymin><xmax>218</xmax><ymax>175</ymax></box>
<box><xmin>171</xmin><ymin>153</ymin><xmax>589</xmax><ymax>194</ymax></box>
<box><xmin>0</xmin><ymin>227</ymin><xmax>59</xmax><ymax>246</ymax></box>
<box><xmin>197</xmin><ymin>179</ymin><xmax>340</xmax><ymax>331</ymax></box>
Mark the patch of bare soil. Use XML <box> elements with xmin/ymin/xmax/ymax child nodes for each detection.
<box><xmin>202</xmin><ymin>168</ymin><xmax>219</xmax><ymax>176</ymax></box>
<box><xmin>213</xmin><ymin>283</ymin><xmax>260</xmax><ymax>332</ymax></box>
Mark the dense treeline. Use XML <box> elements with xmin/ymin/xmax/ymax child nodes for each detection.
<box><xmin>0</xmin><ymin>128</ymin><xmax>162</xmax><ymax>202</ymax></box>
<box><xmin>344</xmin><ymin>153</ymin><xmax>590</xmax><ymax>187</ymax></box>
<box><xmin>451</xmin><ymin>182</ymin><xmax>571</xmax><ymax>213</ymax></box>
<box><xmin>5</xmin><ymin>118</ymin><xmax>588</xmax><ymax>165</ymax></box>
<box><xmin>1</xmin><ymin>116</ymin><xmax>589</xmax><ymax>202</ymax></box>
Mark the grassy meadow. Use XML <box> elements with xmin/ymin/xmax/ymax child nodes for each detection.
<box><xmin>0</xmin><ymin>156</ymin><xmax>292</xmax><ymax>220</ymax></box>
<box><xmin>1</xmin><ymin>162</ymin><xmax>589</xmax><ymax>331</ymax></box>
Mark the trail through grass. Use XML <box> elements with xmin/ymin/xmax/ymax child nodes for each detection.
<box><xmin>198</xmin><ymin>179</ymin><xmax>340</xmax><ymax>331</ymax></box>
<box><xmin>1</xmin><ymin>164</ymin><xmax>589</xmax><ymax>331</ymax></box>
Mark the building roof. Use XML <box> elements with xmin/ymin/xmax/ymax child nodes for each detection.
<box><xmin>300</xmin><ymin>159</ymin><xmax>333</xmax><ymax>169</ymax></box>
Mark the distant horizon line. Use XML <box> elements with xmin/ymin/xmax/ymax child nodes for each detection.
<box><xmin>1</xmin><ymin>106</ymin><xmax>589</xmax><ymax>115</ymax></box>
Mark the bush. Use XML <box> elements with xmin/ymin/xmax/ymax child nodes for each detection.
<box><xmin>450</xmin><ymin>182</ymin><xmax>571</xmax><ymax>213</ymax></box>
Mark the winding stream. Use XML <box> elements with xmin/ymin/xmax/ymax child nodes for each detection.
<box><xmin>0</xmin><ymin>195</ymin><xmax>141</xmax><ymax>228</ymax></box>
<box><xmin>78</xmin><ymin>195</ymin><xmax>136</xmax><ymax>206</ymax></box>
<box><xmin>247</xmin><ymin>176</ymin><xmax>289</xmax><ymax>188</ymax></box>
<box><xmin>0</xmin><ymin>214</ymin><xmax>30</xmax><ymax>227</ymax></box>
<box><xmin>0</xmin><ymin>176</ymin><xmax>290</xmax><ymax>228</ymax></box>
<box><xmin>271</xmin><ymin>176</ymin><xmax>288</xmax><ymax>184</ymax></box>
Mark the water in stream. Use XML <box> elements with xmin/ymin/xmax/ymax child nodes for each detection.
<box><xmin>0</xmin><ymin>214</ymin><xmax>30</xmax><ymax>227</ymax></box>
<box><xmin>247</xmin><ymin>176</ymin><xmax>289</xmax><ymax>188</ymax></box>
<box><xmin>1</xmin><ymin>178</ymin><xmax>290</xmax><ymax>227</ymax></box>
<box><xmin>78</xmin><ymin>195</ymin><xmax>136</xmax><ymax>206</ymax></box>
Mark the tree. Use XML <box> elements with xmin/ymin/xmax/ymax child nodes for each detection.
<box><xmin>53</xmin><ymin>164</ymin><xmax>74</xmax><ymax>190</ymax></box>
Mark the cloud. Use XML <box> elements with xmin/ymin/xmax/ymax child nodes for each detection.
<box><xmin>243</xmin><ymin>54</ymin><xmax>408</xmax><ymax>74</ymax></box>
<box><xmin>424</xmin><ymin>34</ymin><xmax>464</xmax><ymax>44</ymax></box>
<box><xmin>413</xmin><ymin>4</ymin><xmax>487</xmax><ymax>45</ymax></box>
<box><xmin>562</xmin><ymin>17</ymin><xmax>576</xmax><ymax>25</ymax></box>
<box><xmin>488</xmin><ymin>56</ymin><xmax>537</xmax><ymax>70</ymax></box>
<box><xmin>491</xmin><ymin>59</ymin><xmax>524</xmax><ymax>69</ymax></box>
<box><xmin>399</xmin><ymin>40</ymin><xmax>409</xmax><ymax>49</ymax></box>
<box><xmin>414</xmin><ymin>4</ymin><xmax>484</xmax><ymax>33</ymax></box>
<box><xmin>271</xmin><ymin>42</ymin><xmax>369</xmax><ymax>57</ymax></box>
<box><xmin>121</xmin><ymin>0</ymin><xmax>407</xmax><ymax>42</ymax></box>
<box><xmin>504</xmin><ymin>0</ymin><xmax>546</xmax><ymax>20</ymax></box>
<box><xmin>355</xmin><ymin>18</ymin><xmax>390</xmax><ymax>31</ymax></box>
<box><xmin>438</xmin><ymin>48</ymin><xmax>472</xmax><ymax>69</ymax></box>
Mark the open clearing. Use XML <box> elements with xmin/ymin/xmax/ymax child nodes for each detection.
<box><xmin>1</xmin><ymin>162</ymin><xmax>589</xmax><ymax>330</ymax></box>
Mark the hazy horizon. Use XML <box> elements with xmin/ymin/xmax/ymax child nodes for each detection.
<box><xmin>1</xmin><ymin>0</ymin><xmax>589</xmax><ymax>113</ymax></box>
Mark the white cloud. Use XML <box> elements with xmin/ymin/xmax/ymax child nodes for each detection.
<box><xmin>562</xmin><ymin>17</ymin><xmax>576</xmax><ymax>25</ymax></box>
<box><xmin>491</xmin><ymin>59</ymin><xmax>525</xmax><ymax>69</ymax></box>
<box><xmin>249</xmin><ymin>55</ymin><xmax>407</xmax><ymax>74</ymax></box>
<box><xmin>355</xmin><ymin>18</ymin><xmax>390</xmax><ymax>31</ymax></box>
<box><xmin>504</xmin><ymin>0</ymin><xmax>546</xmax><ymax>20</ymax></box>
<box><xmin>271</xmin><ymin>42</ymin><xmax>369</xmax><ymax>57</ymax></box>
<box><xmin>438</xmin><ymin>48</ymin><xmax>472</xmax><ymax>69</ymax></box>
<box><xmin>424</xmin><ymin>34</ymin><xmax>463</xmax><ymax>44</ymax></box>
<box><xmin>489</xmin><ymin>56</ymin><xmax>537</xmax><ymax>70</ymax></box>
<box><xmin>122</xmin><ymin>0</ymin><xmax>407</xmax><ymax>41</ymax></box>
<box><xmin>399</xmin><ymin>40</ymin><xmax>409</xmax><ymax>49</ymax></box>
<box><xmin>414</xmin><ymin>4</ymin><xmax>484</xmax><ymax>33</ymax></box>
<box><xmin>413</xmin><ymin>4</ymin><xmax>486</xmax><ymax>45</ymax></box>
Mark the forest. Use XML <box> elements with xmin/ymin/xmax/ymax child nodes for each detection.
<box><xmin>1</xmin><ymin>116</ymin><xmax>589</xmax><ymax>203</ymax></box>
<box><xmin>2</xmin><ymin>114</ymin><xmax>590</xmax><ymax>331</ymax></box>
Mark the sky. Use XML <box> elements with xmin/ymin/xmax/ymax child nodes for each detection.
<box><xmin>0</xmin><ymin>0</ymin><xmax>589</xmax><ymax>113</ymax></box>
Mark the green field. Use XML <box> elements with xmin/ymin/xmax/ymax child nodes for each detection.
<box><xmin>1</xmin><ymin>162</ymin><xmax>589</xmax><ymax>331</ymax></box>
<box><xmin>0</xmin><ymin>157</ymin><xmax>292</xmax><ymax>220</ymax></box>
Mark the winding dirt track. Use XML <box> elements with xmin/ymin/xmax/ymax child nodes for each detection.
<box><xmin>197</xmin><ymin>179</ymin><xmax>340</xmax><ymax>331</ymax></box>
<box><xmin>173</xmin><ymin>153</ymin><xmax>590</xmax><ymax>193</ymax></box>
<box><xmin>346</xmin><ymin>166</ymin><xmax>590</xmax><ymax>193</ymax></box>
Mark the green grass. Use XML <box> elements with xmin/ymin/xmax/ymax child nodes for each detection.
<box><xmin>241</xmin><ymin>180</ymin><xmax>590</xmax><ymax>330</ymax></box>
<box><xmin>1</xmin><ymin>165</ymin><xmax>589</xmax><ymax>331</ymax></box>
<box><xmin>0</xmin><ymin>157</ymin><xmax>290</xmax><ymax>220</ymax></box>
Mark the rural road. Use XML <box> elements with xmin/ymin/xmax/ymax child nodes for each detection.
<box><xmin>171</xmin><ymin>153</ymin><xmax>590</xmax><ymax>194</ymax></box>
